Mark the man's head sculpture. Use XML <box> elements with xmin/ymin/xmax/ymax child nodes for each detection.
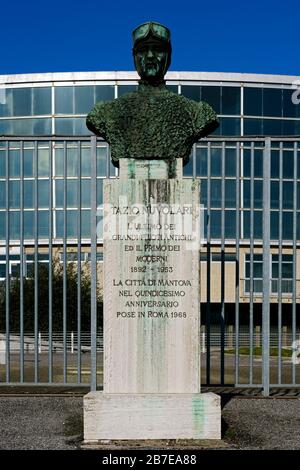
<box><xmin>132</xmin><ymin>22</ymin><xmax>172</xmax><ymax>84</ymax></box>
<box><xmin>86</xmin><ymin>21</ymin><xmax>219</xmax><ymax>168</ymax></box>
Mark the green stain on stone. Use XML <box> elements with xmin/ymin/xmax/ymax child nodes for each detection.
<box><xmin>192</xmin><ymin>396</ymin><xmax>205</xmax><ymax>438</ymax></box>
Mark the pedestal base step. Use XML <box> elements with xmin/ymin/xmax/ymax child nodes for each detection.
<box><xmin>84</xmin><ymin>392</ymin><xmax>221</xmax><ymax>441</ymax></box>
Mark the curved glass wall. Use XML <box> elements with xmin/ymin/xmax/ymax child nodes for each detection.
<box><xmin>0</xmin><ymin>73</ymin><xmax>299</xmax><ymax>242</ymax></box>
<box><xmin>1</xmin><ymin>77</ymin><xmax>300</xmax><ymax>137</ymax></box>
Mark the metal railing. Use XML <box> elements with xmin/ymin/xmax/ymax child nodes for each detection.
<box><xmin>0</xmin><ymin>136</ymin><xmax>299</xmax><ymax>394</ymax></box>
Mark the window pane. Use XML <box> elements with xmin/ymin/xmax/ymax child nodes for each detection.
<box><xmin>253</xmin><ymin>263</ymin><xmax>263</xmax><ymax>278</ymax></box>
<box><xmin>55</xmin><ymin>118</ymin><xmax>89</xmax><ymax>135</ymax></box>
<box><xmin>0</xmin><ymin>88</ymin><xmax>13</xmax><ymax>117</ymax></box>
<box><xmin>181</xmin><ymin>86</ymin><xmax>200</xmax><ymax>101</ymax></box>
<box><xmin>243</xmin><ymin>149</ymin><xmax>263</xmax><ymax>178</ymax></box>
<box><xmin>282</xmin><ymin>89</ymin><xmax>300</xmax><ymax>118</ymax></box>
<box><xmin>271</xmin><ymin>150</ymin><xmax>279</xmax><ymax>178</ymax></box>
<box><xmin>75</xmin><ymin>117</ymin><xmax>91</xmax><ymax>135</ymax></box>
<box><xmin>254</xmin><ymin>180</ymin><xmax>263</xmax><ymax>208</ymax></box>
<box><xmin>203</xmin><ymin>209</ymin><xmax>207</xmax><ymax>238</ymax></box>
<box><xmin>97</xmin><ymin>179</ymin><xmax>103</xmax><ymax>206</ymax></box>
<box><xmin>196</xmin><ymin>147</ymin><xmax>207</xmax><ymax>177</ymax></box>
<box><xmin>55</xmin><ymin>118</ymin><xmax>74</xmax><ymax>135</ymax></box>
<box><xmin>0</xmin><ymin>212</ymin><xmax>5</xmax><ymax>239</ymax></box>
<box><xmin>24</xmin><ymin>180</ymin><xmax>34</xmax><ymax>208</ymax></box>
<box><xmin>282</xmin><ymin>212</ymin><xmax>293</xmax><ymax>239</ymax></box>
<box><xmin>55</xmin><ymin>87</ymin><xmax>73</xmax><ymax>114</ymax></box>
<box><xmin>282</xmin><ymin>262</ymin><xmax>293</xmax><ymax>278</ymax></box>
<box><xmin>0</xmin><ymin>118</ymin><xmax>51</xmax><ymax>135</ymax></box>
<box><xmin>118</xmin><ymin>85</ymin><xmax>137</xmax><ymax>97</ymax></box>
<box><xmin>271</xmin><ymin>181</ymin><xmax>279</xmax><ymax>209</ymax></box>
<box><xmin>0</xmin><ymin>120</ymin><xmax>12</xmax><ymax>134</ymax></box>
<box><xmin>37</xmin><ymin>211</ymin><xmax>49</xmax><ymax>237</ymax></box>
<box><xmin>0</xmin><ymin>151</ymin><xmax>5</xmax><ymax>177</ymax></box>
<box><xmin>200</xmin><ymin>179</ymin><xmax>207</xmax><ymax>206</ymax></box>
<box><xmin>225</xmin><ymin>210</ymin><xmax>236</xmax><ymax>238</ymax></box>
<box><xmin>75</xmin><ymin>86</ymin><xmax>94</xmax><ymax>114</ymax></box>
<box><xmin>272</xmin><ymin>262</ymin><xmax>279</xmax><ymax>278</ymax></box>
<box><xmin>55</xmin><ymin>147</ymin><xmax>63</xmax><ymax>176</ymax></box>
<box><xmin>38</xmin><ymin>148</ymin><xmax>50</xmax><ymax>176</ymax></box>
<box><xmin>243</xmin><ymin>180</ymin><xmax>250</xmax><ymax>208</ymax></box>
<box><xmin>283</xmin><ymin>181</ymin><xmax>293</xmax><ymax>209</ymax></box>
<box><xmin>221</xmin><ymin>87</ymin><xmax>240</xmax><ymax>115</ymax></box>
<box><xmin>254</xmin><ymin>151</ymin><xmax>263</xmax><ymax>177</ymax></box>
<box><xmin>282</xmin><ymin>120</ymin><xmax>300</xmax><ymax>135</ymax></box>
<box><xmin>253</xmin><ymin>211</ymin><xmax>262</xmax><ymax>238</ymax></box>
<box><xmin>211</xmin><ymin>179</ymin><xmax>221</xmax><ymax>207</ymax></box>
<box><xmin>243</xmin><ymin>211</ymin><xmax>262</xmax><ymax>238</ymax></box>
<box><xmin>0</xmin><ymin>181</ymin><xmax>5</xmax><ymax>208</ymax></box>
<box><xmin>24</xmin><ymin>211</ymin><xmax>34</xmax><ymax>238</ymax></box>
<box><xmin>225</xmin><ymin>180</ymin><xmax>236</xmax><ymax>207</ymax></box>
<box><xmin>81</xmin><ymin>179</ymin><xmax>91</xmax><ymax>207</ymax></box>
<box><xmin>67</xmin><ymin>147</ymin><xmax>78</xmax><ymax>177</ymax></box>
<box><xmin>81</xmin><ymin>146</ymin><xmax>91</xmax><ymax>176</ymax></box>
<box><xmin>24</xmin><ymin>148</ymin><xmax>34</xmax><ymax>177</ymax></box>
<box><xmin>220</xmin><ymin>117</ymin><xmax>240</xmax><ymax>135</ymax></box>
<box><xmin>253</xmin><ymin>280</ymin><xmax>263</xmax><ymax>293</ymax></box>
<box><xmin>210</xmin><ymin>210</ymin><xmax>221</xmax><ymax>238</ymax></box>
<box><xmin>32</xmin><ymin>119</ymin><xmax>51</xmax><ymax>135</ymax></box>
<box><xmin>225</xmin><ymin>148</ymin><xmax>236</xmax><ymax>176</ymax></box>
<box><xmin>33</xmin><ymin>88</ymin><xmax>51</xmax><ymax>115</ymax></box>
<box><xmin>244</xmin><ymin>87</ymin><xmax>263</xmax><ymax>116</ymax></box>
<box><xmin>67</xmin><ymin>179</ymin><xmax>77</xmax><ymax>207</ymax></box>
<box><xmin>38</xmin><ymin>180</ymin><xmax>49</xmax><ymax>208</ymax></box>
<box><xmin>56</xmin><ymin>210</ymin><xmax>77</xmax><ymax>237</ymax></box>
<box><xmin>263</xmin><ymin>88</ymin><xmax>282</xmax><ymax>117</ymax></box>
<box><xmin>9</xmin><ymin>149</ymin><xmax>20</xmax><ymax>177</ymax></box>
<box><xmin>211</xmin><ymin>147</ymin><xmax>222</xmax><ymax>176</ymax></box>
<box><xmin>97</xmin><ymin>146</ymin><xmax>107</xmax><ymax>176</ymax></box>
<box><xmin>263</xmin><ymin>119</ymin><xmax>282</xmax><ymax>136</ymax></box>
<box><xmin>67</xmin><ymin>211</ymin><xmax>77</xmax><ymax>237</ymax></box>
<box><xmin>82</xmin><ymin>209</ymin><xmax>91</xmax><ymax>237</ymax></box>
<box><xmin>244</xmin><ymin>118</ymin><xmax>263</xmax><ymax>135</ymax></box>
<box><xmin>0</xmin><ymin>264</ymin><xmax>6</xmax><ymax>278</ymax></box>
<box><xmin>9</xmin><ymin>180</ymin><xmax>20</xmax><ymax>208</ymax></box>
<box><xmin>271</xmin><ymin>211</ymin><xmax>278</xmax><ymax>239</ymax></box>
<box><xmin>201</xmin><ymin>86</ymin><xmax>221</xmax><ymax>113</ymax></box>
<box><xmin>283</xmin><ymin>151</ymin><xmax>294</xmax><ymax>178</ymax></box>
<box><xmin>10</xmin><ymin>211</ymin><xmax>20</xmax><ymax>239</ymax></box>
<box><xmin>95</xmin><ymin>85</ymin><xmax>115</xmax><ymax>102</ymax></box>
<box><xmin>13</xmin><ymin>88</ymin><xmax>32</xmax><ymax>116</ymax></box>
<box><xmin>55</xmin><ymin>180</ymin><xmax>63</xmax><ymax>207</ymax></box>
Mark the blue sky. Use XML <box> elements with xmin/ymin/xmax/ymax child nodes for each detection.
<box><xmin>1</xmin><ymin>0</ymin><xmax>299</xmax><ymax>76</ymax></box>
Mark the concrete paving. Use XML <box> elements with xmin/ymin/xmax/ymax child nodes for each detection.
<box><xmin>0</xmin><ymin>394</ymin><xmax>300</xmax><ymax>450</ymax></box>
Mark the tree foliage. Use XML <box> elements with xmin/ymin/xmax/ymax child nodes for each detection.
<box><xmin>0</xmin><ymin>256</ymin><xmax>103</xmax><ymax>332</ymax></box>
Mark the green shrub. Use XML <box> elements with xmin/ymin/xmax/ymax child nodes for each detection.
<box><xmin>0</xmin><ymin>256</ymin><xmax>103</xmax><ymax>332</ymax></box>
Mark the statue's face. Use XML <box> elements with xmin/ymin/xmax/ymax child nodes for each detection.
<box><xmin>134</xmin><ymin>40</ymin><xmax>170</xmax><ymax>83</ymax></box>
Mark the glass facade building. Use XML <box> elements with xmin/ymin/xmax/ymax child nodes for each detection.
<box><xmin>0</xmin><ymin>71</ymin><xmax>299</xmax><ymax>304</ymax></box>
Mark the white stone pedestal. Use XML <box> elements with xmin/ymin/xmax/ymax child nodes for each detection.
<box><xmin>84</xmin><ymin>392</ymin><xmax>221</xmax><ymax>441</ymax></box>
<box><xmin>83</xmin><ymin>160</ymin><xmax>221</xmax><ymax>442</ymax></box>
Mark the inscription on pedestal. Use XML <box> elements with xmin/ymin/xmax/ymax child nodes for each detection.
<box><xmin>103</xmin><ymin>179</ymin><xmax>200</xmax><ymax>394</ymax></box>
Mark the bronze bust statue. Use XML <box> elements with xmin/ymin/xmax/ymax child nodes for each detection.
<box><xmin>86</xmin><ymin>21</ymin><xmax>219</xmax><ymax>167</ymax></box>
